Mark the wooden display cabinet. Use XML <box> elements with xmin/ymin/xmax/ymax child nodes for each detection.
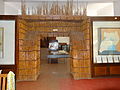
<box><xmin>90</xmin><ymin>17</ymin><xmax>120</xmax><ymax>78</ymax></box>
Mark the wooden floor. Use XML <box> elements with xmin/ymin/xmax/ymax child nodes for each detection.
<box><xmin>16</xmin><ymin>58</ymin><xmax>71</xmax><ymax>90</ymax></box>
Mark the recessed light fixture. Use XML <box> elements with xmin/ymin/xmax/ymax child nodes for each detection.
<box><xmin>53</xmin><ymin>29</ymin><xmax>58</xmax><ymax>32</ymax></box>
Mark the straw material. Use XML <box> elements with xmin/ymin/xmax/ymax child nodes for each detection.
<box><xmin>17</xmin><ymin>16</ymin><xmax>91</xmax><ymax>80</ymax></box>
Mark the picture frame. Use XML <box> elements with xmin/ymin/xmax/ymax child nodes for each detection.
<box><xmin>98</xmin><ymin>28</ymin><xmax>120</xmax><ymax>55</ymax></box>
<box><xmin>0</xmin><ymin>20</ymin><xmax>15</xmax><ymax>65</ymax></box>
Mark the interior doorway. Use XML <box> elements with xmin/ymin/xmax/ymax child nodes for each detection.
<box><xmin>40</xmin><ymin>36</ymin><xmax>71</xmax><ymax>79</ymax></box>
<box><xmin>17</xmin><ymin>16</ymin><xmax>91</xmax><ymax>81</ymax></box>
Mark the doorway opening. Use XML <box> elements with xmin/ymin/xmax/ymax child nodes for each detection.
<box><xmin>40</xmin><ymin>36</ymin><xmax>71</xmax><ymax>79</ymax></box>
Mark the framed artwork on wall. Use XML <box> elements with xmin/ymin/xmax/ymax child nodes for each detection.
<box><xmin>0</xmin><ymin>27</ymin><xmax>4</xmax><ymax>58</ymax></box>
<box><xmin>98</xmin><ymin>28</ymin><xmax>120</xmax><ymax>55</ymax></box>
<box><xmin>92</xmin><ymin>21</ymin><xmax>120</xmax><ymax>64</ymax></box>
<box><xmin>0</xmin><ymin>15</ymin><xmax>18</xmax><ymax>74</ymax></box>
<box><xmin>0</xmin><ymin>20</ymin><xmax>15</xmax><ymax>65</ymax></box>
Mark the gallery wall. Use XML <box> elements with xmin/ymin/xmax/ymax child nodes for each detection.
<box><xmin>96</xmin><ymin>3</ymin><xmax>114</xmax><ymax>16</ymax></box>
<box><xmin>4</xmin><ymin>2</ymin><xmax>21</xmax><ymax>15</ymax></box>
<box><xmin>114</xmin><ymin>0</ymin><xmax>120</xmax><ymax>16</ymax></box>
<box><xmin>0</xmin><ymin>0</ymin><xmax>4</xmax><ymax>15</ymax></box>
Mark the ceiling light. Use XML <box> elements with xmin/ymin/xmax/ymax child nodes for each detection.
<box><xmin>53</xmin><ymin>29</ymin><xmax>58</xmax><ymax>32</ymax></box>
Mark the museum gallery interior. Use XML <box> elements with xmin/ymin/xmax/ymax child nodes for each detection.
<box><xmin>0</xmin><ymin>0</ymin><xmax>120</xmax><ymax>90</ymax></box>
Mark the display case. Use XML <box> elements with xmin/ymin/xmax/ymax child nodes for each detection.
<box><xmin>91</xmin><ymin>17</ymin><xmax>120</xmax><ymax>77</ymax></box>
<box><xmin>0</xmin><ymin>15</ymin><xmax>18</xmax><ymax>74</ymax></box>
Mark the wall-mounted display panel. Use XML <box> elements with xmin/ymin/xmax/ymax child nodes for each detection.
<box><xmin>0</xmin><ymin>20</ymin><xmax>15</xmax><ymax>65</ymax></box>
<box><xmin>93</xmin><ymin>21</ymin><xmax>120</xmax><ymax>64</ymax></box>
<box><xmin>0</xmin><ymin>27</ymin><xmax>4</xmax><ymax>58</ymax></box>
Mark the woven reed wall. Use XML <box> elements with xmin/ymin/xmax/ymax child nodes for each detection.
<box><xmin>27</xmin><ymin>20</ymin><xmax>80</xmax><ymax>34</ymax></box>
<box><xmin>17</xmin><ymin>16</ymin><xmax>91</xmax><ymax>81</ymax></box>
<box><xmin>17</xmin><ymin>19</ymin><xmax>41</xmax><ymax>81</ymax></box>
<box><xmin>70</xmin><ymin>18</ymin><xmax>91</xmax><ymax>79</ymax></box>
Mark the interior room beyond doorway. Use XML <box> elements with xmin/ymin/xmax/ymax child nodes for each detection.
<box><xmin>40</xmin><ymin>36</ymin><xmax>71</xmax><ymax>80</ymax></box>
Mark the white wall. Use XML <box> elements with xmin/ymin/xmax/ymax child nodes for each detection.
<box><xmin>4</xmin><ymin>2</ymin><xmax>21</xmax><ymax>15</ymax></box>
<box><xmin>97</xmin><ymin>3</ymin><xmax>114</xmax><ymax>16</ymax></box>
<box><xmin>0</xmin><ymin>0</ymin><xmax>4</xmax><ymax>15</ymax></box>
<box><xmin>56</xmin><ymin>37</ymin><xmax>69</xmax><ymax>44</ymax></box>
<box><xmin>3</xmin><ymin>1</ymin><xmax>120</xmax><ymax>16</ymax></box>
<box><xmin>114</xmin><ymin>0</ymin><xmax>120</xmax><ymax>16</ymax></box>
<box><xmin>0</xmin><ymin>20</ymin><xmax>15</xmax><ymax>65</ymax></box>
<box><xmin>87</xmin><ymin>3</ymin><xmax>114</xmax><ymax>16</ymax></box>
<box><xmin>3</xmin><ymin>1</ymin><xmax>115</xmax><ymax>16</ymax></box>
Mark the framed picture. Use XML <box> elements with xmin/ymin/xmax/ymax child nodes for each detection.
<box><xmin>49</xmin><ymin>40</ymin><xmax>59</xmax><ymax>51</ymax></box>
<box><xmin>0</xmin><ymin>20</ymin><xmax>15</xmax><ymax>65</ymax></box>
<box><xmin>98</xmin><ymin>28</ymin><xmax>120</xmax><ymax>55</ymax></box>
<box><xmin>0</xmin><ymin>27</ymin><xmax>4</xmax><ymax>58</ymax></box>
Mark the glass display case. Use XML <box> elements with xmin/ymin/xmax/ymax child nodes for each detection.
<box><xmin>0</xmin><ymin>15</ymin><xmax>17</xmax><ymax>74</ymax></box>
<box><xmin>93</xmin><ymin>21</ymin><xmax>120</xmax><ymax>64</ymax></box>
<box><xmin>91</xmin><ymin>17</ymin><xmax>120</xmax><ymax>77</ymax></box>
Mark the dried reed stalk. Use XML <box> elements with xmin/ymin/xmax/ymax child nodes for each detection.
<box><xmin>21</xmin><ymin>0</ymin><xmax>87</xmax><ymax>16</ymax></box>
